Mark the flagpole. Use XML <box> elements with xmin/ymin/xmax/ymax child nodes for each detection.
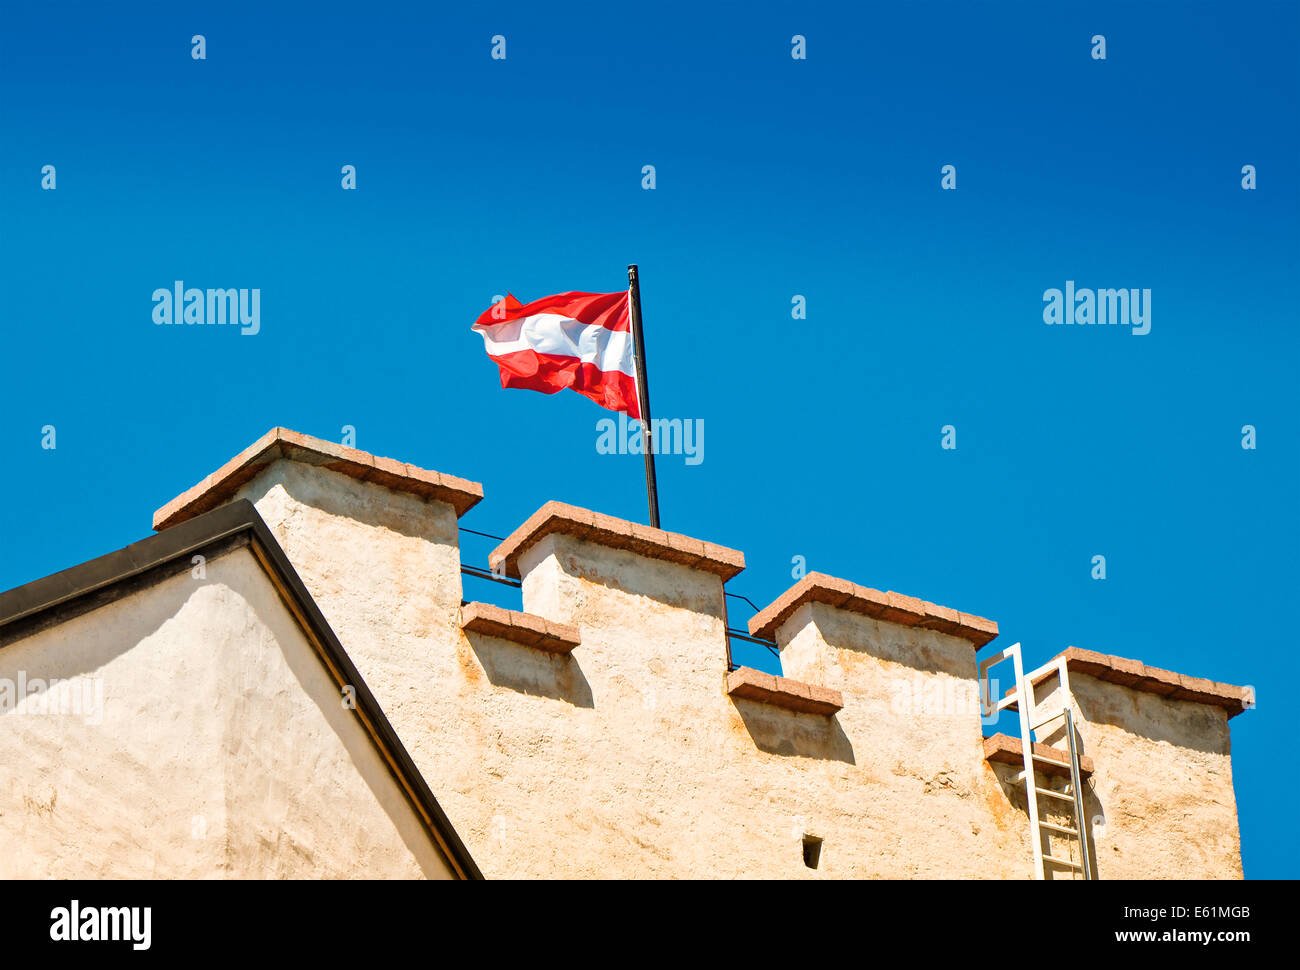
<box><xmin>627</xmin><ymin>264</ymin><xmax>661</xmax><ymax>529</ymax></box>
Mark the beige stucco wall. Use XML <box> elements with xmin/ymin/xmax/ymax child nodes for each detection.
<box><xmin>1030</xmin><ymin>671</ymin><xmax>1242</xmax><ymax>879</ymax></box>
<box><xmin>773</xmin><ymin>601</ymin><xmax>1033</xmax><ymax>877</ymax></box>
<box><xmin>229</xmin><ymin>463</ymin><xmax>1029</xmax><ymax>876</ymax></box>
<box><xmin>230</xmin><ymin>461</ymin><xmax>489</xmax><ymax>859</ymax></box>
<box><xmin>0</xmin><ymin>547</ymin><xmax>454</xmax><ymax>879</ymax></box>
<box><xmin>226</xmin><ymin>458</ymin><xmax>1245</xmax><ymax>879</ymax></box>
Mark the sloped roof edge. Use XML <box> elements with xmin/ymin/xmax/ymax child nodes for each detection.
<box><xmin>0</xmin><ymin>500</ymin><xmax>483</xmax><ymax>880</ymax></box>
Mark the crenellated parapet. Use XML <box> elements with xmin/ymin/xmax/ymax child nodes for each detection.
<box><xmin>136</xmin><ymin>428</ymin><xmax>1251</xmax><ymax>879</ymax></box>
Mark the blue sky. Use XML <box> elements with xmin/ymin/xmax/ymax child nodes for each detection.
<box><xmin>2</xmin><ymin>1</ymin><xmax>1295</xmax><ymax>877</ymax></box>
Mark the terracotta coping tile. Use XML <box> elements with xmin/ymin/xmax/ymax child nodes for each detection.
<box><xmin>460</xmin><ymin>601</ymin><xmax>580</xmax><ymax>655</ymax></box>
<box><xmin>1106</xmin><ymin>654</ymin><xmax>1145</xmax><ymax>687</ymax></box>
<box><xmin>1054</xmin><ymin>646</ymin><xmax>1110</xmax><ymax>679</ymax></box>
<box><xmin>153</xmin><ymin>428</ymin><xmax>483</xmax><ymax>530</ymax></box>
<box><xmin>1139</xmin><ymin>665</ymin><xmax>1182</xmax><ymax>697</ymax></box>
<box><xmin>725</xmin><ymin>666</ymin><xmax>843</xmax><ymax>717</ymax></box>
<box><xmin>982</xmin><ymin>733</ymin><xmax>1094</xmax><ymax>779</ymax></box>
<box><xmin>488</xmin><ymin>500</ymin><xmax>745</xmax><ymax>581</ymax></box>
<box><xmin>746</xmin><ymin>572</ymin><xmax>998</xmax><ymax>648</ymax></box>
<box><xmin>1026</xmin><ymin>647</ymin><xmax>1251</xmax><ymax>719</ymax></box>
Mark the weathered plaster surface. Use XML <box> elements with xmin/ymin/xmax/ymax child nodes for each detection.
<box><xmin>217</xmin><ymin>459</ymin><xmax>1245</xmax><ymax>879</ymax></box>
<box><xmin>0</xmin><ymin>548</ymin><xmax>452</xmax><ymax>879</ymax></box>
<box><xmin>1031</xmin><ymin>672</ymin><xmax>1242</xmax><ymax>879</ymax></box>
<box><xmin>227</xmin><ymin>465</ymin><xmax>1021</xmax><ymax>876</ymax></box>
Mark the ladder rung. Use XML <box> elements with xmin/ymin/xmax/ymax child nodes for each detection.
<box><xmin>1043</xmin><ymin>854</ymin><xmax>1082</xmax><ymax>869</ymax></box>
<box><xmin>1032</xmin><ymin>754</ymin><xmax>1070</xmax><ymax>769</ymax></box>
<box><xmin>1038</xmin><ymin>820</ymin><xmax>1079</xmax><ymax>836</ymax></box>
<box><xmin>1035</xmin><ymin>786</ymin><xmax>1075</xmax><ymax>802</ymax></box>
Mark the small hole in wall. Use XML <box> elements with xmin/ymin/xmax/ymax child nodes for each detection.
<box><xmin>802</xmin><ymin>835</ymin><xmax>823</xmax><ymax>869</ymax></box>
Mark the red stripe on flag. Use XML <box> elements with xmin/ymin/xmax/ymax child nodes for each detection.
<box><xmin>487</xmin><ymin>349</ymin><xmax>640</xmax><ymax>419</ymax></box>
<box><xmin>475</xmin><ymin>291</ymin><xmax>630</xmax><ymax>333</ymax></box>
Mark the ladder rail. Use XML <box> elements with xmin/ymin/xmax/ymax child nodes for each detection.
<box><xmin>982</xmin><ymin>646</ymin><xmax>1096</xmax><ymax>881</ymax></box>
<box><xmin>1063</xmin><ymin>707</ymin><xmax>1094</xmax><ymax>881</ymax></box>
<box><xmin>1013</xmin><ymin>647</ymin><xmax>1046</xmax><ymax>880</ymax></box>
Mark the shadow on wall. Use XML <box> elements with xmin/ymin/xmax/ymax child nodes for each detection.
<box><xmin>814</xmin><ymin>603</ymin><xmax>978</xmax><ymax>680</ymax></box>
<box><xmin>989</xmin><ymin>761</ymin><xmax>1106</xmax><ymax>881</ymax></box>
<box><xmin>465</xmin><ymin>633</ymin><xmax>595</xmax><ymax>708</ymax></box>
<box><xmin>731</xmin><ymin>698</ymin><xmax>856</xmax><ymax>764</ymax></box>
<box><xmin>254</xmin><ymin>460</ymin><xmax>461</xmax><ymax>547</ymax></box>
<box><xmin>1074</xmin><ymin>685</ymin><xmax>1232</xmax><ymax>757</ymax></box>
<box><xmin>550</xmin><ymin>540</ymin><xmax>728</xmax><ymax>619</ymax></box>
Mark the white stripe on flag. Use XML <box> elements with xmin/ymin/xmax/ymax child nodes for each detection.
<box><xmin>474</xmin><ymin>312</ymin><xmax>635</xmax><ymax>377</ymax></box>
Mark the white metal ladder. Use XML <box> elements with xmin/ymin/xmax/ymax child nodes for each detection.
<box><xmin>979</xmin><ymin>643</ymin><xmax>1094</xmax><ymax>880</ymax></box>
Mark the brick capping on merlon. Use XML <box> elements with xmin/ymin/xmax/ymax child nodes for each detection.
<box><xmin>725</xmin><ymin>666</ymin><xmax>844</xmax><ymax>717</ymax></box>
<box><xmin>1007</xmin><ymin>646</ymin><xmax>1252</xmax><ymax>719</ymax></box>
<box><xmin>460</xmin><ymin>601</ymin><xmax>580</xmax><ymax>655</ymax></box>
<box><xmin>488</xmin><ymin>501</ymin><xmax>745</xmax><ymax>582</ymax></box>
<box><xmin>982</xmin><ymin>734</ymin><xmax>1094</xmax><ymax>780</ymax></box>
<box><xmin>153</xmin><ymin>428</ymin><xmax>484</xmax><ymax>531</ymax></box>
<box><xmin>747</xmin><ymin>572</ymin><xmax>998</xmax><ymax>647</ymax></box>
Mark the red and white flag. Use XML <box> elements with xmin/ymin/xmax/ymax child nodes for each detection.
<box><xmin>471</xmin><ymin>290</ymin><xmax>640</xmax><ymax>418</ymax></box>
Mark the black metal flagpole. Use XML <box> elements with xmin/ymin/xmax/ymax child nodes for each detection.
<box><xmin>627</xmin><ymin>264</ymin><xmax>661</xmax><ymax>529</ymax></box>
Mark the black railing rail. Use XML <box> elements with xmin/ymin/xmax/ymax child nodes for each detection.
<box><xmin>457</xmin><ymin>527</ymin><xmax>520</xmax><ymax>589</ymax></box>
<box><xmin>459</xmin><ymin>565</ymin><xmax>521</xmax><ymax>589</ymax></box>
<box><xmin>459</xmin><ymin>526</ymin><xmax>505</xmax><ymax>542</ymax></box>
<box><xmin>725</xmin><ymin>591</ymin><xmax>763</xmax><ymax>614</ymax></box>
<box><xmin>458</xmin><ymin>525</ymin><xmax>779</xmax><ymax>674</ymax></box>
<box><xmin>725</xmin><ymin>628</ymin><xmax>779</xmax><ymax>673</ymax></box>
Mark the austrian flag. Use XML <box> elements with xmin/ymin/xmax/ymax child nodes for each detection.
<box><xmin>471</xmin><ymin>290</ymin><xmax>640</xmax><ymax>418</ymax></box>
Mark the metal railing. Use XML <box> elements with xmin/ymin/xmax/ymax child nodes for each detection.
<box><xmin>725</xmin><ymin>628</ymin><xmax>779</xmax><ymax>672</ymax></box>
<box><xmin>459</xmin><ymin>564</ymin><xmax>520</xmax><ymax>589</ymax></box>
<box><xmin>458</xmin><ymin>527</ymin><xmax>521</xmax><ymax>591</ymax></box>
<box><xmin>724</xmin><ymin>592</ymin><xmax>779</xmax><ymax>672</ymax></box>
<box><xmin>458</xmin><ymin>526</ymin><xmax>780</xmax><ymax>672</ymax></box>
